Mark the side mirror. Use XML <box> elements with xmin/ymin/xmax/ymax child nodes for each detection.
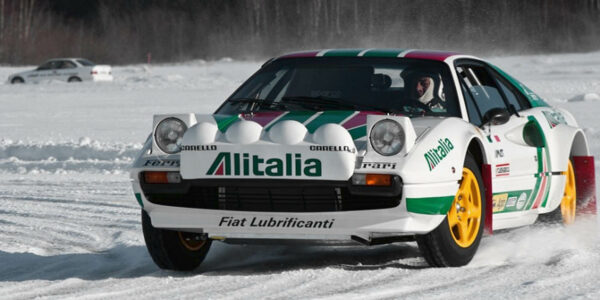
<box><xmin>482</xmin><ymin>108</ymin><xmax>510</xmax><ymax>126</ymax></box>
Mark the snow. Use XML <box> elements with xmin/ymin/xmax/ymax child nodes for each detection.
<box><xmin>1</xmin><ymin>52</ymin><xmax>600</xmax><ymax>299</ymax></box>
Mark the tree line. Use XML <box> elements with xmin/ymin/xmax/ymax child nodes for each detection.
<box><xmin>0</xmin><ymin>0</ymin><xmax>599</xmax><ymax>65</ymax></box>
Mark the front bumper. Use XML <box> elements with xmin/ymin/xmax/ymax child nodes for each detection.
<box><xmin>132</xmin><ymin>172</ymin><xmax>458</xmax><ymax>242</ymax></box>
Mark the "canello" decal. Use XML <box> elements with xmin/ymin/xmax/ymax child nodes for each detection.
<box><xmin>424</xmin><ymin>138</ymin><xmax>454</xmax><ymax>171</ymax></box>
<box><xmin>207</xmin><ymin>152</ymin><xmax>322</xmax><ymax>177</ymax></box>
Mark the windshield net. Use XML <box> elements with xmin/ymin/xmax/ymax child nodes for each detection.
<box><xmin>217</xmin><ymin>57</ymin><xmax>460</xmax><ymax>117</ymax></box>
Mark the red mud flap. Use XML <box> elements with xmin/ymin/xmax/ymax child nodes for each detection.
<box><xmin>482</xmin><ymin>164</ymin><xmax>493</xmax><ymax>234</ymax></box>
<box><xmin>573</xmin><ymin>156</ymin><xmax>597</xmax><ymax>215</ymax></box>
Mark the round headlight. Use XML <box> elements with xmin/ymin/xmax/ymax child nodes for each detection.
<box><xmin>155</xmin><ymin>118</ymin><xmax>187</xmax><ymax>154</ymax></box>
<box><xmin>369</xmin><ymin>119</ymin><xmax>405</xmax><ymax>156</ymax></box>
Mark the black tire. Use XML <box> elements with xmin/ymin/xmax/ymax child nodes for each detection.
<box><xmin>142</xmin><ymin>210</ymin><xmax>212</xmax><ymax>271</ymax></box>
<box><xmin>11</xmin><ymin>77</ymin><xmax>24</xmax><ymax>84</ymax></box>
<box><xmin>68</xmin><ymin>76</ymin><xmax>82</xmax><ymax>82</ymax></box>
<box><xmin>416</xmin><ymin>153</ymin><xmax>485</xmax><ymax>267</ymax></box>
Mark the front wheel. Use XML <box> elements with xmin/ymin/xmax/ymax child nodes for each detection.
<box><xmin>142</xmin><ymin>210</ymin><xmax>212</xmax><ymax>271</ymax></box>
<box><xmin>11</xmin><ymin>77</ymin><xmax>24</xmax><ymax>84</ymax></box>
<box><xmin>68</xmin><ymin>76</ymin><xmax>82</xmax><ymax>82</ymax></box>
<box><xmin>416</xmin><ymin>153</ymin><xmax>485</xmax><ymax>267</ymax></box>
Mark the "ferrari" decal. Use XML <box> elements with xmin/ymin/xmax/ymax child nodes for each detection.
<box><xmin>424</xmin><ymin>138</ymin><xmax>454</xmax><ymax>171</ymax></box>
<box><xmin>206</xmin><ymin>152</ymin><xmax>322</xmax><ymax>177</ymax></box>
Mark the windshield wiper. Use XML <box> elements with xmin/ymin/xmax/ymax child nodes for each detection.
<box><xmin>282</xmin><ymin>96</ymin><xmax>395</xmax><ymax>113</ymax></box>
<box><xmin>227</xmin><ymin>97</ymin><xmax>296</xmax><ymax>112</ymax></box>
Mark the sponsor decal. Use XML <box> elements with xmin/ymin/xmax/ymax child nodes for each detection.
<box><xmin>206</xmin><ymin>152</ymin><xmax>322</xmax><ymax>177</ymax></box>
<box><xmin>506</xmin><ymin>196</ymin><xmax>517</xmax><ymax>208</ymax></box>
<box><xmin>493</xmin><ymin>193</ymin><xmax>508</xmax><ymax>212</ymax></box>
<box><xmin>424</xmin><ymin>138</ymin><xmax>454</xmax><ymax>171</ymax></box>
<box><xmin>219</xmin><ymin>216</ymin><xmax>334</xmax><ymax>229</ymax></box>
<box><xmin>361</xmin><ymin>162</ymin><xmax>397</xmax><ymax>169</ymax></box>
<box><xmin>309</xmin><ymin>145</ymin><xmax>356</xmax><ymax>153</ymax></box>
<box><xmin>181</xmin><ymin>145</ymin><xmax>217</xmax><ymax>151</ymax></box>
<box><xmin>495</xmin><ymin>149</ymin><xmax>504</xmax><ymax>158</ymax></box>
<box><xmin>516</xmin><ymin>192</ymin><xmax>527</xmax><ymax>210</ymax></box>
<box><xmin>143</xmin><ymin>159</ymin><xmax>180</xmax><ymax>167</ymax></box>
<box><xmin>542</xmin><ymin>110</ymin><xmax>567</xmax><ymax>128</ymax></box>
<box><xmin>496</xmin><ymin>163</ymin><xmax>510</xmax><ymax>176</ymax></box>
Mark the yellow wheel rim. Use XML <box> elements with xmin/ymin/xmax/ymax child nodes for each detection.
<box><xmin>561</xmin><ymin>161</ymin><xmax>577</xmax><ymax>225</ymax></box>
<box><xmin>178</xmin><ymin>231</ymin><xmax>206</xmax><ymax>251</ymax></box>
<box><xmin>448</xmin><ymin>168</ymin><xmax>482</xmax><ymax>248</ymax></box>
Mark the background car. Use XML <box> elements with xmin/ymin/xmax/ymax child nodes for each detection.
<box><xmin>7</xmin><ymin>58</ymin><xmax>113</xmax><ymax>84</ymax></box>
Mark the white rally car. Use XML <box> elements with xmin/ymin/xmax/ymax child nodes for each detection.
<box><xmin>8</xmin><ymin>58</ymin><xmax>113</xmax><ymax>84</ymax></box>
<box><xmin>131</xmin><ymin>49</ymin><xmax>597</xmax><ymax>270</ymax></box>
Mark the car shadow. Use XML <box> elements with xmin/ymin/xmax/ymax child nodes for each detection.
<box><xmin>0</xmin><ymin>242</ymin><xmax>427</xmax><ymax>281</ymax></box>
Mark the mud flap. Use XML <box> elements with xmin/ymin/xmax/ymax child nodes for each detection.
<box><xmin>482</xmin><ymin>164</ymin><xmax>493</xmax><ymax>234</ymax></box>
<box><xmin>572</xmin><ymin>156</ymin><xmax>597</xmax><ymax>215</ymax></box>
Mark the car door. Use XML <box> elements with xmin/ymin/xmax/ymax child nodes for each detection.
<box><xmin>56</xmin><ymin>60</ymin><xmax>78</xmax><ymax>81</ymax></box>
<box><xmin>455</xmin><ymin>60</ymin><xmax>539</xmax><ymax>216</ymax></box>
<box><xmin>30</xmin><ymin>61</ymin><xmax>55</xmax><ymax>82</ymax></box>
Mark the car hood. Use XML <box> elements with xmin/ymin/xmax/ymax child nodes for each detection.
<box><xmin>178</xmin><ymin>111</ymin><xmax>442</xmax><ymax>180</ymax></box>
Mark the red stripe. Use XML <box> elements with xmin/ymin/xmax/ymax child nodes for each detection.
<box><xmin>341</xmin><ymin>111</ymin><xmax>384</xmax><ymax>129</ymax></box>
<box><xmin>496</xmin><ymin>163</ymin><xmax>510</xmax><ymax>167</ymax></box>
<box><xmin>278</xmin><ymin>51</ymin><xmax>320</xmax><ymax>58</ymax></box>
<box><xmin>532</xmin><ymin>159</ymin><xmax>548</xmax><ymax>209</ymax></box>
<box><xmin>496</xmin><ymin>174</ymin><xmax>509</xmax><ymax>177</ymax></box>
<box><xmin>403</xmin><ymin>50</ymin><xmax>459</xmax><ymax>61</ymax></box>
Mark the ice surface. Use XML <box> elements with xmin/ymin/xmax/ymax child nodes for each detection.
<box><xmin>0</xmin><ymin>53</ymin><xmax>599</xmax><ymax>299</ymax></box>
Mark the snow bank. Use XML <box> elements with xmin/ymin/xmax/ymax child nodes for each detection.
<box><xmin>0</xmin><ymin>138</ymin><xmax>141</xmax><ymax>174</ymax></box>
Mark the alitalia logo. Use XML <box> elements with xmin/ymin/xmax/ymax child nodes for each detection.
<box><xmin>424</xmin><ymin>138</ymin><xmax>454</xmax><ymax>171</ymax></box>
<box><xmin>206</xmin><ymin>152</ymin><xmax>322</xmax><ymax>177</ymax></box>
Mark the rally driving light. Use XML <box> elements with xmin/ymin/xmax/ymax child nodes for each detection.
<box><xmin>155</xmin><ymin>117</ymin><xmax>187</xmax><ymax>154</ymax></box>
<box><xmin>351</xmin><ymin>174</ymin><xmax>392</xmax><ymax>186</ymax></box>
<box><xmin>144</xmin><ymin>171</ymin><xmax>182</xmax><ymax>184</ymax></box>
<box><xmin>369</xmin><ymin>119</ymin><xmax>405</xmax><ymax>156</ymax></box>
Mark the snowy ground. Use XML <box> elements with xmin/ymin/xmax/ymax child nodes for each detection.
<box><xmin>1</xmin><ymin>53</ymin><xmax>600</xmax><ymax>299</ymax></box>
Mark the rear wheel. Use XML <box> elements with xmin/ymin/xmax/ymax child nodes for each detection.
<box><xmin>11</xmin><ymin>77</ymin><xmax>24</xmax><ymax>84</ymax></box>
<box><xmin>538</xmin><ymin>160</ymin><xmax>576</xmax><ymax>224</ymax></box>
<box><xmin>68</xmin><ymin>76</ymin><xmax>82</xmax><ymax>82</ymax></box>
<box><xmin>416</xmin><ymin>154</ymin><xmax>485</xmax><ymax>267</ymax></box>
<box><xmin>142</xmin><ymin>210</ymin><xmax>212</xmax><ymax>271</ymax></box>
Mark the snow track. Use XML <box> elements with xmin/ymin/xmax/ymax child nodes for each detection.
<box><xmin>1</xmin><ymin>53</ymin><xmax>599</xmax><ymax>299</ymax></box>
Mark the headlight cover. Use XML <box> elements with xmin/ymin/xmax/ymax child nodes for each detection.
<box><xmin>369</xmin><ymin>119</ymin><xmax>405</xmax><ymax>156</ymax></box>
<box><xmin>154</xmin><ymin>117</ymin><xmax>187</xmax><ymax>154</ymax></box>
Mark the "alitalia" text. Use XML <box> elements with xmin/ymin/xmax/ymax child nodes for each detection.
<box><xmin>207</xmin><ymin>152</ymin><xmax>322</xmax><ymax>177</ymax></box>
<box><xmin>424</xmin><ymin>138</ymin><xmax>454</xmax><ymax>171</ymax></box>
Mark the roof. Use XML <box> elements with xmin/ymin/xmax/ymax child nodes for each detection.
<box><xmin>277</xmin><ymin>49</ymin><xmax>461</xmax><ymax>62</ymax></box>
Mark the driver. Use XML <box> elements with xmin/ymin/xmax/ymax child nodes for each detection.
<box><xmin>402</xmin><ymin>70</ymin><xmax>446</xmax><ymax>111</ymax></box>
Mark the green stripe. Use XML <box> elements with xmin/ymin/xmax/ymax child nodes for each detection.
<box><xmin>305</xmin><ymin>111</ymin><xmax>355</xmax><ymax>133</ymax></box>
<box><xmin>135</xmin><ymin>193</ymin><xmax>144</xmax><ymax>208</ymax></box>
<box><xmin>362</xmin><ymin>49</ymin><xmax>405</xmax><ymax>57</ymax></box>
<box><xmin>406</xmin><ymin>196</ymin><xmax>455</xmax><ymax>215</ymax></box>
<box><xmin>491</xmin><ymin>64</ymin><xmax>548</xmax><ymax>107</ymax></box>
<box><xmin>322</xmin><ymin>49</ymin><xmax>363</xmax><ymax>57</ymax></box>
<box><xmin>348</xmin><ymin>125</ymin><xmax>367</xmax><ymax>139</ymax></box>
<box><xmin>214</xmin><ymin>114</ymin><xmax>240</xmax><ymax>131</ymax></box>
<box><xmin>264</xmin><ymin>111</ymin><xmax>315</xmax><ymax>131</ymax></box>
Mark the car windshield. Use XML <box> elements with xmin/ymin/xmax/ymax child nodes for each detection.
<box><xmin>76</xmin><ymin>59</ymin><xmax>95</xmax><ymax>66</ymax></box>
<box><xmin>216</xmin><ymin>57</ymin><xmax>460</xmax><ymax>117</ymax></box>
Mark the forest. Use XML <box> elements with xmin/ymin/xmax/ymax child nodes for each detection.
<box><xmin>1</xmin><ymin>0</ymin><xmax>599</xmax><ymax>64</ymax></box>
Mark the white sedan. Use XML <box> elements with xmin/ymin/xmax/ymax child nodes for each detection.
<box><xmin>8</xmin><ymin>58</ymin><xmax>113</xmax><ymax>84</ymax></box>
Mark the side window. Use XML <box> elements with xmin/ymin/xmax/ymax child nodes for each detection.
<box><xmin>461</xmin><ymin>82</ymin><xmax>483</xmax><ymax>126</ymax></box>
<box><xmin>61</xmin><ymin>61</ymin><xmax>77</xmax><ymax>69</ymax></box>
<box><xmin>489</xmin><ymin>69</ymin><xmax>531</xmax><ymax>111</ymax></box>
<box><xmin>456</xmin><ymin>65</ymin><xmax>507</xmax><ymax>117</ymax></box>
<box><xmin>37</xmin><ymin>61</ymin><xmax>53</xmax><ymax>70</ymax></box>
